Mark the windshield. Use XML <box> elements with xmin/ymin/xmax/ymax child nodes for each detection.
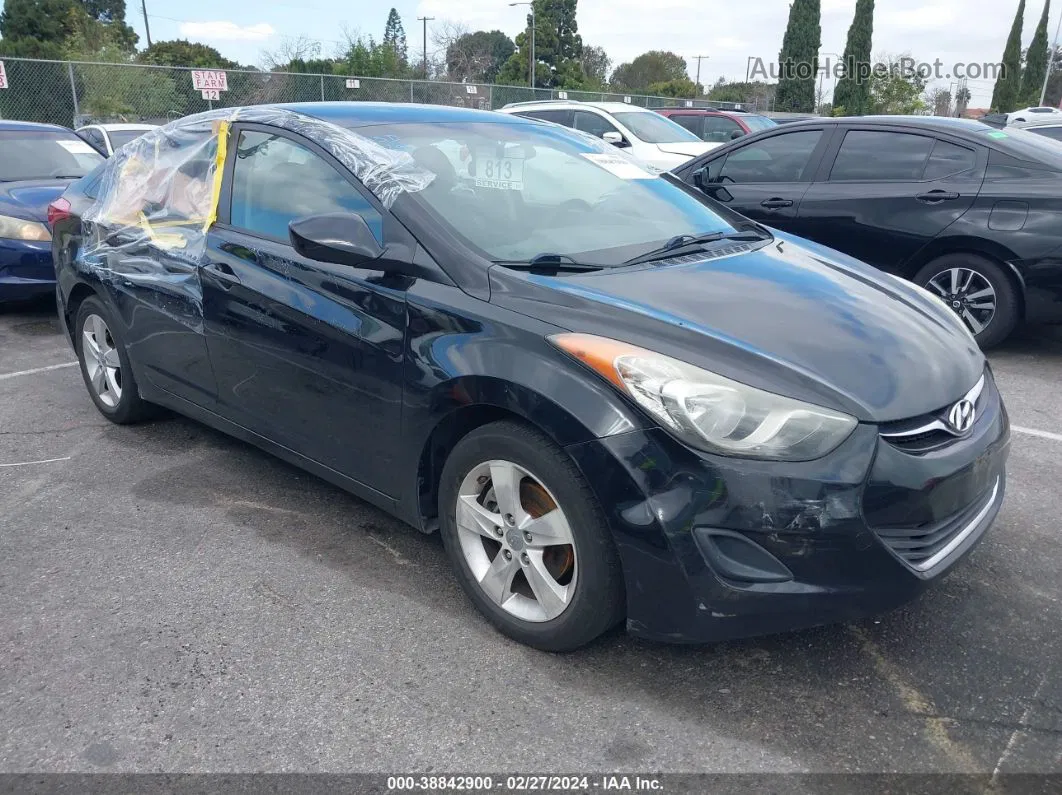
<box><xmin>611</xmin><ymin>112</ymin><xmax>703</xmax><ymax>144</ymax></box>
<box><xmin>350</xmin><ymin>121</ymin><xmax>736</xmax><ymax>265</ymax></box>
<box><xmin>0</xmin><ymin>131</ymin><xmax>104</xmax><ymax>181</ymax></box>
<box><xmin>742</xmin><ymin>115</ymin><xmax>778</xmax><ymax>131</ymax></box>
<box><xmin>108</xmin><ymin>129</ymin><xmax>153</xmax><ymax>151</ymax></box>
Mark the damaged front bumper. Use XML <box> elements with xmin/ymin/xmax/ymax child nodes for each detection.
<box><xmin>564</xmin><ymin>383</ymin><xmax>1010</xmax><ymax>644</ymax></box>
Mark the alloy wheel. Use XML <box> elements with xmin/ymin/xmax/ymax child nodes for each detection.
<box><xmin>926</xmin><ymin>267</ymin><xmax>997</xmax><ymax>336</ymax></box>
<box><xmin>455</xmin><ymin>460</ymin><xmax>578</xmax><ymax>623</ymax></box>
<box><xmin>82</xmin><ymin>313</ymin><xmax>122</xmax><ymax>408</ymax></box>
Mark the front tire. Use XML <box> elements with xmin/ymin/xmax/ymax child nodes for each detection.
<box><xmin>439</xmin><ymin>421</ymin><xmax>625</xmax><ymax>652</ymax></box>
<box><xmin>75</xmin><ymin>296</ymin><xmax>154</xmax><ymax>424</ymax></box>
<box><xmin>914</xmin><ymin>253</ymin><xmax>1019</xmax><ymax>348</ymax></box>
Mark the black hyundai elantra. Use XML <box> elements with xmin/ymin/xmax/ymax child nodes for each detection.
<box><xmin>49</xmin><ymin>103</ymin><xmax>1010</xmax><ymax>651</ymax></box>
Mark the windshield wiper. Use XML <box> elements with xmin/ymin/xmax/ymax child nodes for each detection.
<box><xmin>495</xmin><ymin>253</ymin><xmax>605</xmax><ymax>274</ymax></box>
<box><xmin>623</xmin><ymin>230</ymin><xmax>769</xmax><ymax>267</ymax></box>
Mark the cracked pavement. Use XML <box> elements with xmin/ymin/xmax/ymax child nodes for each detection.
<box><xmin>1</xmin><ymin>298</ymin><xmax>1060</xmax><ymax>776</ymax></box>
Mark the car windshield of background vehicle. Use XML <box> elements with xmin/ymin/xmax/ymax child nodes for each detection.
<box><xmin>0</xmin><ymin>132</ymin><xmax>104</xmax><ymax>181</ymax></box>
<box><xmin>352</xmin><ymin>121</ymin><xmax>735</xmax><ymax>265</ymax></box>
<box><xmin>742</xmin><ymin>115</ymin><xmax>778</xmax><ymax>131</ymax></box>
<box><xmin>612</xmin><ymin>112</ymin><xmax>703</xmax><ymax>144</ymax></box>
<box><xmin>107</xmin><ymin>130</ymin><xmax>150</xmax><ymax>151</ymax></box>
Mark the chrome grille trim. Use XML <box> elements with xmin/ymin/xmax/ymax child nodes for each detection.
<box><xmin>909</xmin><ymin>477</ymin><xmax>1000</xmax><ymax>572</ymax></box>
<box><xmin>880</xmin><ymin>374</ymin><xmax>986</xmax><ymax>442</ymax></box>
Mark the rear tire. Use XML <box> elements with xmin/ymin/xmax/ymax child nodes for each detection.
<box><xmin>913</xmin><ymin>253</ymin><xmax>1019</xmax><ymax>348</ymax></box>
<box><xmin>75</xmin><ymin>296</ymin><xmax>155</xmax><ymax>424</ymax></box>
<box><xmin>439</xmin><ymin>420</ymin><xmax>625</xmax><ymax>652</ymax></box>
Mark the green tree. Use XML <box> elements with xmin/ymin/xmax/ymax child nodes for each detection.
<box><xmin>708</xmin><ymin>79</ymin><xmax>776</xmax><ymax>108</ymax></box>
<box><xmin>579</xmin><ymin>44</ymin><xmax>611</xmax><ymax>89</ymax></box>
<box><xmin>832</xmin><ymin>0</ymin><xmax>875</xmax><ymax>115</ymax></box>
<box><xmin>445</xmin><ymin>30</ymin><xmax>515</xmax><ymax>83</ymax></box>
<box><xmin>610</xmin><ymin>50</ymin><xmax>688</xmax><ymax>91</ymax></box>
<box><xmin>992</xmin><ymin>0</ymin><xmax>1026</xmax><ymax>112</ymax></box>
<box><xmin>648</xmin><ymin>78</ymin><xmax>699</xmax><ymax>98</ymax></box>
<box><xmin>1021</xmin><ymin>0</ymin><xmax>1051</xmax><ymax>106</ymax></box>
<box><xmin>339</xmin><ymin>33</ymin><xmax>410</xmax><ymax>79</ymax></box>
<box><xmin>775</xmin><ymin>0</ymin><xmax>821</xmax><ymax>113</ymax></box>
<box><xmin>137</xmin><ymin>39</ymin><xmax>240</xmax><ymax>68</ymax></box>
<box><xmin>498</xmin><ymin>0</ymin><xmax>584</xmax><ymax>88</ymax></box>
<box><xmin>870</xmin><ymin>54</ymin><xmax>928</xmax><ymax>114</ymax></box>
<box><xmin>0</xmin><ymin>0</ymin><xmax>81</xmax><ymax>43</ymax></box>
<box><xmin>383</xmin><ymin>8</ymin><xmax>408</xmax><ymax>65</ymax></box>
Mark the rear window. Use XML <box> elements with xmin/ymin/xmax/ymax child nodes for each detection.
<box><xmin>0</xmin><ymin>130</ymin><xmax>104</xmax><ymax>181</ymax></box>
<box><xmin>980</xmin><ymin>126</ymin><xmax>1062</xmax><ymax>170</ymax></box>
<box><xmin>107</xmin><ymin>129</ymin><xmax>153</xmax><ymax>151</ymax></box>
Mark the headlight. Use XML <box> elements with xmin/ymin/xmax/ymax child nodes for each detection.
<box><xmin>550</xmin><ymin>333</ymin><xmax>857</xmax><ymax>461</ymax></box>
<box><xmin>0</xmin><ymin>214</ymin><xmax>51</xmax><ymax>242</ymax></box>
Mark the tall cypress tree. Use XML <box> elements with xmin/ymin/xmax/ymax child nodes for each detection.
<box><xmin>832</xmin><ymin>0</ymin><xmax>875</xmax><ymax>115</ymax></box>
<box><xmin>1021</xmin><ymin>1</ymin><xmax>1052</xmax><ymax>106</ymax></box>
<box><xmin>775</xmin><ymin>0</ymin><xmax>822</xmax><ymax>113</ymax></box>
<box><xmin>992</xmin><ymin>0</ymin><xmax>1027</xmax><ymax>112</ymax></box>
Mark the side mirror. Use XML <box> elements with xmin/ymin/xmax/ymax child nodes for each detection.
<box><xmin>730</xmin><ymin>129</ymin><xmax>745</xmax><ymax>140</ymax></box>
<box><xmin>602</xmin><ymin>131</ymin><xmax>629</xmax><ymax>148</ymax></box>
<box><xmin>692</xmin><ymin>167</ymin><xmax>732</xmax><ymax>202</ymax></box>
<box><xmin>289</xmin><ymin>212</ymin><xmax>416</xmax><ymax>277</ymax></box>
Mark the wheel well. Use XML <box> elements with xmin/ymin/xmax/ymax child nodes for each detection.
<box><xmin>64</xmin><ymin>283</ymin><xmax>99</xmax><ymax>345</ymax></box>
<box><xmin>904</xmin><ymin>240</ymin><xmax>1026</xmax><ymax>319</ymax></box>
<box><xmin>415</xmin><ymin>404</ymin><xmax>533</xmax><ymax>533</ymax></box>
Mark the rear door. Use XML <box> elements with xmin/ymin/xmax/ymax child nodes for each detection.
<box><xmin>200</xmin><ymin>123</ymin><xmax>408</xmax><ymax>495</ymax></box>
<box><xmin>683</xmin><ymin>127</ymin><xmax>834</xmax><ymax>231</ymax></box>
<box><xmin>796</xmin><ymin>127</ymin><xmax>985</xmax><ymax>271</ymax></box>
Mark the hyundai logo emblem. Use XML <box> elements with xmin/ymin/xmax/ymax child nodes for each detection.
<box><xmin>948</xmin><ymin>399</ymin><xmax>976</xmax><ymax>434</ymax></box>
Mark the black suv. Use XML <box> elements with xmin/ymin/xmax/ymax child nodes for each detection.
<box><xmin>673</xmin><ymin>116</ymin><xmax>1062</xmax><ymax>346</ymax></box>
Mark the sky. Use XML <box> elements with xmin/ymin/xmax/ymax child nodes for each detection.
<box><xmin>122</xmin><ymin>0</ymin><xmax>1054</xmax><ymax>108</ymax></box>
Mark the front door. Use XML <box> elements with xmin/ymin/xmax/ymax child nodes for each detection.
<box><xmin>200</xmin><ymin>125</ymin><xmax>407</xmax><ymax>496</ymax></box>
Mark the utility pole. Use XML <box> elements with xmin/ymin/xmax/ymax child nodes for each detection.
<box><xmin>417</xmin><ymin>16</ymin><xmax>434</xmax><ymax>80</ymax></box>
<box><xmin>1041</xmin><ymin>7</ymin><xmax>1062</xmax><ymax>106</ymax></box>
<box><xmin>692</xmin><ymin>55</ymin><xmax>709</xmax><ymax>94</ymax></box>
<box><xmin>510</xmin><ymin>2</ymin><xmax>535</xmax><ymax>88</ymax></box>
<box><xmin>141</xmin><ymin>0</ymin><xmax>152</xmax><ymax>48</ymax></box>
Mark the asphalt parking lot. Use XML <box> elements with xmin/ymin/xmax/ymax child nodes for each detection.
<box><xmin>1</xmin><ymin>297</ymin><xmax>1061</xmax><ymax>779</ymax></box>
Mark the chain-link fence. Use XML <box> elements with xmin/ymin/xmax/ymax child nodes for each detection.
<box><xmin>0</xmin><ymin>58</ymin><xmax>755</xmax><ymax>128</ymax></box>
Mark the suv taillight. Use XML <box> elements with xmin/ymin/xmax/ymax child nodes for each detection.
<box><xmin>47</xmin><ymin>197</ymin><xmax>71</xmax><ymax>228</ymax></box>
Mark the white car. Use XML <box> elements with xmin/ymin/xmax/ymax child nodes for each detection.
<box><xmin>75</xmin><ymin>123</ymin><xmax>158</xmax><ymax>157</ymax></box>
<box><xmin>497</xmin><ymin>101</ymin><xmax>720</xmax><ymax>170</ymax></box>
<box><xmin>1007</xmin><ymin>106</ymin><xmax>1062</xmax><ymax>125</ymax></box>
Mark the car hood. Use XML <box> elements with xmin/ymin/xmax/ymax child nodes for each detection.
<box><xmin>0</xmin><ymin>179</ymin><xmax>71</xmax><ymax>223</ymax></box>
<box><xmin>654</xmin><ymin>141</ymin><xmax>720</xmax><ymax>158</ymax></box>
<box><xmin>488</xmin><ymin>231</ymin><xmax>984</xmax><ymax>423</ymax></box>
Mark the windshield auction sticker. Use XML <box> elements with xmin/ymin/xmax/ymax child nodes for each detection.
<box><xmin>581</xmin><ymin>152</ymin><xmax>656</xmax><ymax>179</ymax></box>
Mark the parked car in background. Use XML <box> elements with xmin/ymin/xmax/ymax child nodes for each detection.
<box><xmin>654</xmin><ymin>107</ymin><xmax>777</xmax><ymax>143</ymax></box>
<box><xmin>1007</xmin><ymin>106</ymin><xmax>1062</xmax><ymax>124</ymax></box>
<box><xmin>76</xmin><ymin>123</ymin><xmax>158</xmax><ymax>157</ymax></box>
<box><xmin>0</xmin><ymin>120</ymin><xmax>104</xmax><ymax>302</ymax></box>
<box><xmin>1016</xmin><ymin>121</ymin><xmax>1062</xmax><ymax>142</ymax></box>
<box><xmin>672</xmin><ymin>116</ymin><xmax>1062</xmax><ymax>347</ymax></box>
<box><xmin>52</xmin><ymin>103</ymin><xmax>1008</xmax><ymax>651</ymax></box>
<box><xmin>770</xmin><ymin>115</ymin><xmax>818</xmax><ymax>125</ymax></box>
<box><xmin>497</xmin><ymin>100</ymin><xmax>720</xmax><ymax>169</ymax></box>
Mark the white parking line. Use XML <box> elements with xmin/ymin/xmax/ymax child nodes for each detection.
<box><xmin>1013</xmin><ymin>425</ymin><xmax>1062</xmax><ymax>443</ymax></box>
<box><xmin>0</xmin><ymin>362</ymin><xmax>78</xmax><ymax>381</ymax></box>
<box><xmin>0</xmin><ymin>456</ymin><xmax>72</xmax><ymax>469</ymax></box>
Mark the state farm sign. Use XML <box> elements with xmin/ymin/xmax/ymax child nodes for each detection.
<box><xmin>191</xmin><ymin>70</ymin><xmax>228</xmax><ymax>92</ymax></box>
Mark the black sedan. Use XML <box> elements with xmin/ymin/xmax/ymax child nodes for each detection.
<box><xmin>50</xmin><ymin>103</ymin><xmax>1009</xmax><ymax>651</ymax></box>
<box><xmin>672</xmin><ymin>116</ymin><xmax>1062</xmax><ymax>347</ymax></box>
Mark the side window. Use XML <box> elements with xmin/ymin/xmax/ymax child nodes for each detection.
<box><xmin>1031</xmin><ymin>126</ymin><xmax>1062</xmax><ymax>141</ymax></box>
<box><xmin>922</xmin><ymin>139</ymin><xmax>978</xmax><ymax>180</ymax></box>
<box><xmin>670</xmin><ymin>115</ymin><xmax>703</xmax><ymax>139</ymax></box>
<box><xmin>573</xmin><ymin>110</ymin><xmax>620</xmax><ymax>139</ymax></box>
<box><xmin>229</xmin><ymin>130</ymin><xmax>383</xmax><ymax>244</ymax></box>
<box><xmin>703</xmin><ymin>116</ymin><xmax>744</xmax><ymax>143</ymax></box>
<box><xmin>829</xmin><ymin>131</ymin><xmax>934</xmax><ymax>181</ymax></box>
<box><xmin>717</xmin><ymin>130</ymin><xmax>823</xmax><ymax>184</ymax></box>
<box><xmin>518</xmin><ymin>109</ymin><xmax>574</xmax><ymax>128</ymax></box>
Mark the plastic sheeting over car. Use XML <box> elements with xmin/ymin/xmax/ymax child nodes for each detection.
<box><xmin>74</xmin><ymin>105</ymin><xmax>437</xmax><ymax>325</ymax></box>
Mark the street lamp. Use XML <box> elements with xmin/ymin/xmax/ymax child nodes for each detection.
<box><xmin>509</xmin><ymin>2</ymin><xmax>535</xmax><ymax>89</ymax></box>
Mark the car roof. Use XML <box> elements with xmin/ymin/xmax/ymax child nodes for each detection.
<box><xmin>763</xmin><ymin>115</ymin><xmax>992</xmax><ymax>133</ymax></box>
<box><xmin>657</xmin><ymin>107</ymin><xmax>758</xmax><ymax>116</ymax></box>
<box><xmin>95</xmin><ymin>123</ymin><xmax>158</xmax><ymax>131</ymax></box>
<box><xmin>500</xmin><ymin>100</ymin><xmax>654</xmax><ymax>114</ymax></box>
<box><xmin>0</xmin><ymin>119</ymin><xmax>72</xmax><ymax>133</ymax></box>
<box><xmin>272</xmin><ymin>101</ymin><xmax>532</xmax><ymax>127</ymax></box>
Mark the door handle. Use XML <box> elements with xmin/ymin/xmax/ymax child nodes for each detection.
<box><xmin>916</xmin><ymin>190</ymin><xmax>960</xmax><ymax>203</ymax></box>
<box><xmin>203</xmin><ymin>260</ymin><xmax>241</xmax><ymax>287</ymax></box>
<box><xmin>760</xmin><ymin>198</ymin><xmax>794</xmax><ymax>209</ymax></box>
